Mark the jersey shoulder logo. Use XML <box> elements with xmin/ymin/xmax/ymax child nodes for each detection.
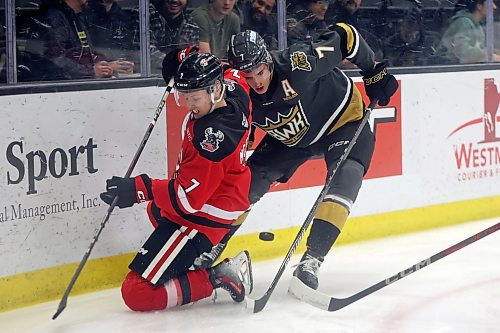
<box><xmin>290</xmin><ymin>51</ymin><xmax>312</xmax><ymax>72</ymax></box>
<box><xmin>225</xmin><ymin>79</ymin><xmax>236</xmax><ymax>91</ymax></box>
<box><xmin>200</xmin><ymin>127</ymin><xmax>225</xmax><ymax>152</ymax></box>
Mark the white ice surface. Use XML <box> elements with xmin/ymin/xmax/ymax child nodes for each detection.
<box><xmin>2</xmin><ymin>218</ymin><xmax>499</xmax><ymax>333</ymax></box>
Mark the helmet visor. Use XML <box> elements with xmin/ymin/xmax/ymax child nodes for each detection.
<box><xmin>173</xmin><ymin>87</ymin><xmax>213</xmax><ymax>110</ymax></box>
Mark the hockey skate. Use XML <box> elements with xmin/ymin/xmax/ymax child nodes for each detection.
<box><xmin>293</xmin><ymin>249</ymin><xmax>324</xmax><ymax>290</ymax></box>
<box><xmin>193</xmin><ymin>242</ymin><xmax>227</xmax><ymax>269</ymax></box>
<box><xmin>208</xmin><ymin>250</ymin><xmax>253</xmax><ymax>303</ymax></box>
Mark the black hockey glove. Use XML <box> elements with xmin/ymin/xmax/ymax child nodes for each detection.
<box><xmin>100</xmin><ymin>174</ymin><xmax>153</xmax><ymax>209</ymax></box>
<box><xmin>361</xmin><ymin>62</ymin><xmax>398</xmax><ymax>106</ymax></box>
<box><xmin>161</xmin><ymin>46</ymin><xmax>199</xmax><ymax>84</ymax></box>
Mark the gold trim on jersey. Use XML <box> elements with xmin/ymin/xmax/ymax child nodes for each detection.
<box><xmin>336</xmin><ymin>23</ymin><xmax>359</xmax><ymax>59</ymax></box>
<box><xmin>336</xmin><ymin>23</ymin><xmax>355</xmax><ymax>55</ymax></box>
<box><xmin>328</xmin><ymin>83</ymin><xmax>364</xmax><ymax>134</ymax></box>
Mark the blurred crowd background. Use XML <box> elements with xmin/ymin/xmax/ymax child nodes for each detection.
<box><xmin>1</xmin><ymin>0</ymin><xmax>499</xmax><ymax>83</ymax></box>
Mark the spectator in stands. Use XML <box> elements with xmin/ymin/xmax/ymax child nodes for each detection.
<box><xmin>85</xmin><ymin>0</ymin><xmax>135</xmax><ymax>76</ymax></box>
<box><xmin>24</xmin><ymin>0</ymin><xmax>115</xmax><ymax>81</ymax></box>
<box><xmin>137</xmin><ymin>0</ymin><xmax>200</xmax><ymax>73</ymax></box>
<box><xmin>287</xmin><ymin>0</ymin><xmax>329</xmax><ymax>45</ymax></box>
<box><xmin>190</xmin><ymin>0</ymin><xmax>240</xmax><ymax>58</ymax></box>
<box><xmin>437</xmin><ymin>0</ymin><xmax>500</xmax><ymax>64</ymax></box>
<box><xmin>384</xmin><ymin>6</ymin><xmax>440</xmax><ymax>67</ymax></box>
<box><xmin>330</xmin><ymin>0</ymin><xmax>360</xmax><ymax>26</ymax></box>
<box><xmin>240</xmin><ymin>0</ymin><xmax>278</xmax><ymax>50</ymax></box>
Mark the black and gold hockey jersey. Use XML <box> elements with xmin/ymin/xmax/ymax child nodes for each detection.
<box><xmin>250</xmin><ymin>23</ymin><xmax>375</xmax><ymax>148</ymax></box>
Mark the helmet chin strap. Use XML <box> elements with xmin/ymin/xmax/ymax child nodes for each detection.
<box><xmin>208</xmin><ymin>81</ymin><xmax>226</xmax><ymax>113</ymax></box>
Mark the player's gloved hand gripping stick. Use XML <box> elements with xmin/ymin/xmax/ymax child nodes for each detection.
<box><xmin>361</xmin><ymin>62</ymin><xmax>398</xmax><ymax>107</ymax></box>
<box><xmin>245</xmin><ymin>99</ymin><xmax>378</xmax><ymax>313</ymax></box>
<box><xmin>52</xmin><ymin>77</ymin><xmax>175</xmax><ymax>320</ymax></box>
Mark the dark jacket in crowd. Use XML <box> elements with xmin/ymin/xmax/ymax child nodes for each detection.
<box><xmin>84</xmin><ymin>0</ymin><xmax>134</xmax><ymax>59</ymax></box>
<box><xmin>137</xmin><ymin>3</ymin><xmax>200</xmax><ymax>72</ymax></box>
<box><xmin>24</xmin><ymin>0</ymin><xmax>104</xmax><ymax>81</ymax></box>
<box><xmin>240</xmin><ymin>1</ymin><xmax>278</xmax><ymax>50</ymax></box>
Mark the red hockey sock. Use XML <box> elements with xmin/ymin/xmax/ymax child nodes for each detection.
<box><xmin>121</xmin><ymin>269</ymin><xmax>214</xmax><ymax>312</ymax></box>
<box><xmin>121</xmin><ymin>271</ymin><xmax>168</xmax><ymax>311</ymax></box>
<box><xmin>185</xmin><ymin>269</ymin><xmax>214</xmax><ymax>302</ymax></box>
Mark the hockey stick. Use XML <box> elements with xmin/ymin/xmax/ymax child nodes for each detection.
<box><xmin>288</xmin><ymin>221</ymin><xmax>500</xmax><ymax>311</ymax></box>
<box><xmin>52</xmin><ymin>78</ymin><xmax>175</xmax><ymax>320</ymax></box>
<box><xmin>246</xmin><ymin>99</ymin><xmax>378</xmax><ymax>313</ymax></box>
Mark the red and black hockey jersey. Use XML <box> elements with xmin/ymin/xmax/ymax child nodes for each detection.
<box><xmin>148</xmin><ymin>68</ymin><xmax>252</xmax><ymax>245</ymax></box>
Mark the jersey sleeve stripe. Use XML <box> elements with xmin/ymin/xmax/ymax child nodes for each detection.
<box><xmin>176</xmin><ymin>185</ymin><xmax>198</xmax><ymax>214</ymax></box>
<box><xmin>176</xmin><ymin>178</ymin><xmax>247</xmax><ymax>220</ymax></box>
<box><xmin>348</xmin><ymin>25</ymin><xmax>361</xmax><ymax>59</ymax></box>
<box><xmin>165</xmin><ymin>181</ymin><xmax>241</xmax><ymax>229</ymax></box>
<box><xmin>336</xmin><ymin>23</ymin><xmax>354</xmax><ymax>55</ymax></box>
<box><xmin>336</xmin><ymin>23</ymin><xmax>360</xmax><ymax>60</ymax></box>
<box><xmin>199</xmin><ymin>204</ymin><xmax>247</xmax><ymax>220</ymax></box>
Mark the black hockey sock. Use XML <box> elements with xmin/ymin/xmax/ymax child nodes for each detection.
<box><xmin>306</xmin><ymin>219</ymin><xmax>341</xmax><ymax>257</ymax></box>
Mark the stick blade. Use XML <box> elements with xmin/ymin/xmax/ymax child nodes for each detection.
<box><xmin>245</xmin><ymin>293</ymin><xmax>270</xmax><ymax>313</ymax></box>
<box><xmin>245</xmin><ymin>296</ymin><xmax>255</xmax><ymax>313</ymax></box>
<box><xmin>288</xmin><ymin>276</ymin><xmax>333</xmax><ymax>311</ymax></box>
<box><xmin>52</xmin><ymin>298</ymin><xmax>67</xmax><ymax>320</ymax></box>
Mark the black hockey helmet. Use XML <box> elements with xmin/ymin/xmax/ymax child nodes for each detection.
<box><xmin>174</xmin><ymin>52</ymin><xmax>223</xmax><ymax>92</ymax></box>
<box><xmin>228</xmin><ymin>30</ymin><xmax>273</xmax><ymax>73</ymax></box>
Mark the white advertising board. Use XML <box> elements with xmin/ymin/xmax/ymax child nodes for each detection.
<box><xmin>0</xmin><ymin>87</ymin><xmax>168</xmax><ymax>277</ymax></box>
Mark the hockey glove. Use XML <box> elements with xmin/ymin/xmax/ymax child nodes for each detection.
<box><xmin>161</xmin><ymin>46</ymin><xmax>199</xmax><ymax>84</ymax></box>
<box><xmin>100</xmin><ymin>174</ymin><xmax>153</xmax><ymax>209</ymax></box>
<box><xmin>361</xmin><ymin>62</ymin><xmax>398</xmax><ymax>106</ymax></box>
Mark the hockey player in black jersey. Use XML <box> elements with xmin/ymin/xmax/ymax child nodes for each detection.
<box><xmin>217</xmin><ymin>28</ymin><xmax>398</xmax><ymax>290</ymax></box>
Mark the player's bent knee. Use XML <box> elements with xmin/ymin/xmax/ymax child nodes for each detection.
<box><xmin>329</xmin><ymin>159</ymin><xmax>365</xmax><ymax>203</ymax></box>
<box><xmin>121</xmin><ymin>271</ymin><xmax>167</xmax><ymax>312</ymax></box>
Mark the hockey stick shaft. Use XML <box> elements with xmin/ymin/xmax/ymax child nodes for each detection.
<box><xmin>52</xmin><ymin>78</ymin><xmax>175</xmax><ymax>320</ymax></box>
<box><xmin>327</xmin><ymin>221</ymin><xmax>500</xmax><ymax>311</ymax></box>
<box><xmin>289</xmin><ymin>221</ymin><xmax>500</xmax><ymax>311</ymax></box>
<box><xmin>247</xmin><ymin>99</ymin><xmax>377</xmax><ymax>313</ymax></box>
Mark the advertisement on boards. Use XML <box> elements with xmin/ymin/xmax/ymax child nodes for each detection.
<box><xmin>0</xmin><ymin>88</ymin><xmax>167</xmax><ymax>276</ymax></box>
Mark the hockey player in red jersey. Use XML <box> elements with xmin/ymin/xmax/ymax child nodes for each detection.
<box><xmin>100</xmin><ymin>48</ymin><xmax>253</xmax><ymax>311</ymax></box>
<box><xmin>197</xmin><ymin>28</ymin><xmax>398</xmax><ymax>291</ymax></box>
